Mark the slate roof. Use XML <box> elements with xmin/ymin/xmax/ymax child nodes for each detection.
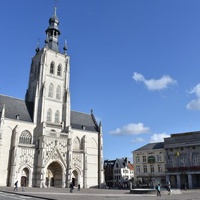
<box><xmin>71</xmin><ymin>111</ymin><xmax>99</xmax><ymax>132</ymax></box>
<box><xmin>0</xmin><ymin>94</ymin><xmax>33</xmax><ymax>122</ymax></box>
<box><xmin>116</xmin><ymin>158</ymin><xmax>127</xmax><ymax>168</ymax></box>
<box><xmin>134</xmin><ymin>142</ymin><xmax>164</xmax><ymax>152</ymax></box>
<box><xmin>0</xmin><ymin>94</ymin><xmax>99</xmax><ymax>133</ymax></box>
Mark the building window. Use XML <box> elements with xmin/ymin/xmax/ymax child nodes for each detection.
<box><xmin>50</xmin><ymin>62</ymin><xmax>55</xmax><ymax>74</ymax></box>
<box><xmin>169</xmin><ymin>157</ymin><xmax>175</xmax><ymax>167</ymax></box>
<box><xmin>136</xmin><ymin>156</ymin><xmax>140</xmax><ymax>163</ymax></box>
<box><xmin>56</xmin><ymin>85</ymin><xmax>61</xmax><ymax>99</ymax></box>
<box><xmin>55</xmin><ymin>110</ymin><xmax>60</xmax><ymax>123</ymax></box>
<box><xmin>150</xmin><ymin>165</ymin><xmax>154</xmax><ymax>173</ymax></box>
<box><xmin>192</xmin><ymin>154</ymin><xmax>198</xmax><ymax>166</ymax></box>
<box><xmin>180</xmin><ymin>156</ymin><xmax>186</xmax><ymax>166</ymax></box>
<box><xmin>73</xmin><ymin>137</ymin><xmax>80</xmax><ymax>150</ymax></box>
<box><xmin>143</xmin><ymin>156</ymin><xmax>147</xmax><ymax>162</ymax></box>
<box><xmin>136</xmin><ymin>166</ymin><xmax>140</xmax><ymax>173</ymax></box>
<box><xmin>157</xmin><ymin>154</ymin><xmax>162</xmax><ymax>162</ymax></box>
<box><xmin>48</xmin><ymin>83</ymin><xmax>54</xmax><ymax>97</ymax></box>
<box><xmin>143</xmin><ymin>165</ymin><xmax>147</xmax><ymax>173</ymax></box>
<box><xmin>57</xmin><ymin>65</ymin><xmax>62</xmax><ymax>76</ymax></box>
<box><xmin>19</xmin><ymin>130</ymin><xmax>32</xmax><ymax>144</ymax></box>
<box><xmin>47</xmin><ymin>109</ymin><xmax>52</xmax><ymax>122</ymax></box>
<box><xmin>158</xmin><ymin>164</ymin><xmax>162</xmax><ymax>172</ymax></box>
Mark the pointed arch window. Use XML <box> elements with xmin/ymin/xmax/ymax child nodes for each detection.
<box><xmin>50</xmin><ymin>62</ymin><xmax>55</xmax><ymax>74</ymax></box>
<box><xmin>47</xmin><ymin>109</ymin><xmax>52</xmax><ymax>122</ymax></box>
<box><xmin>19</xmin><ymin>130</ymin><xmax>32</xmax><ymax>144</ymax></box>
<box><xmin>48</xmin><ymin>83</ymin><xmax>54</xmax><ymax>98</ymax></box>
<box><xmin>57</xmin><ymin>65</ymin><xmax>62</xmax><ymax>76</ymax></box>
<box><xmin>73</xmin><ymin>137</ymin><xmax>81</xmax><ymax>150</ymax></box>
<box><xmin>55</xmin><ymin>110</ymin><xmax>60</xmax><ymax>123</ymax></box>
<box><xmin>56</xmin><ymin>85</ymin><xmax>61</xmax><ymax>99</ymax></box>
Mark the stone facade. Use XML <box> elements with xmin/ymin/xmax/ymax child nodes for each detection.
<box><xmin>164</xmin><ymin>131</ymin><xmax>200</xmax><ymax>189</ymax></box>
<box><xmin>0</xmin><ymin>7</ymin><xmax>104</xmax><ymax>188</ymax></box>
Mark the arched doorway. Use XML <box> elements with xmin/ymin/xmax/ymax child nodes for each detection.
<box><xmin>46</xmin><ymin>161</ymin><xmax>62</xmax><ymax>188</ymax></box>
<box><xmin>72</xmin><ymin>170</ymin><xmax>78</xmax><ymax>186</ymax></box>
<box><xmin>21</xmin><ymin>168</ymin><xmax>29</xmax><ymax>187</ymax></box>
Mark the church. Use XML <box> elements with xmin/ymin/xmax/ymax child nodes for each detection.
<box><xmin>0</xmin><ymin>7</ymin><xmax>104</xmax><ymax>188</ymax></box>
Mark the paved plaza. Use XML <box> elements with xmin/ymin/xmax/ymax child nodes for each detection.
<box><xmin>0</xmin><ymin>187</ymin><xmax>200</xmax><ymax>200</ymax></box>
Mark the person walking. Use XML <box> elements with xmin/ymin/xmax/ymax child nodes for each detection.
<box><xmin>77</xmin><ymin>183</ymin><xmax>80</xmax><ymax>191</ymax></box>
<box><xmin>14</xmin><ymin>181</ymin><xmax>18</xmax><ymax>191</ymax></box>
<box><xmin>167</xmin><ymin>181</ymin><xmax>171</xmax><ymax>195</ymax></box>
<box><xmin>156</xmin><ymin>183</ymin><xmax>161</xmax><ymax>196</ymax></box>
<box><xmin>70</xmin><ymin>182</ymin><xmax>74</xmax><ymax>193</ymax></box>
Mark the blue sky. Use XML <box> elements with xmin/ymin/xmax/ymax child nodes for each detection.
<box><xmin>1</xmin><ymin>0</ymin><xmax>200</xmax><ymax>161</ymax></box>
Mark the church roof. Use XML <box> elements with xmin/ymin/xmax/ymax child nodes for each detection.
<box><xmin>0</xmin><ymin>94</ymin><xmax>33</xmax><ymax>122</ymax></box>
<box><xmin>71</xmin><ymin>111</ymin><xmax>99</xmax><ymax>132</ymax></box>
<box><xmin>0</xmin><ymin>95</ymin><xmax>99</xmax><ymax>132</ymax></box>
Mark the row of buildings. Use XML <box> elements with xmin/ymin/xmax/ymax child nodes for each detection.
<box><xmin>133</xmin><ymin>131</ymin><xmax>200</xmax><ymax>189</ymax></box>
<box><xmin>104</xmin><ymin>157</ymin><xmax>134</xmax><ymax>188</ymax></box>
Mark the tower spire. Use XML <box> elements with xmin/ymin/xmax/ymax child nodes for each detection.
<box><xmin>45</xmin><ymin>6</ymin><xmax>60</xmax><ymax>52</ymax></box>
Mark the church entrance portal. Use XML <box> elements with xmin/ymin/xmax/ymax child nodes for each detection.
<box><xmin>46</xmin><ymin>162</ymin><xmax>62</xmax><ymax>188</ymax></box>
<box><xmin>21</xmin><ymin>168</ymin><xmax>29</xmax><ymax>187</ymax></box>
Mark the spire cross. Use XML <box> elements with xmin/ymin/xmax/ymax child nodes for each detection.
<box><xmin>54</xmin><ymin>0</ymin><xmax>58</xmax><ymax>15</ymax></box>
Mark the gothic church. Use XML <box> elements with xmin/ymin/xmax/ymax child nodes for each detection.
<box><xmin>0</xmin><ymin>7</ymin><xmax>104</xmax><ymax>188</ymax></box>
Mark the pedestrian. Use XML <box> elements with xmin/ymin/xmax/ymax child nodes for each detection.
<box><xmin>156</xmin><ymin>183</ymin><xmax>161</xmax><ymax>196</ymax></box>
<box><xmin>167</xmin><ymin>181</ymin><xmax>171</xmax><ymax>195</ymax></box>
<box><xmin>70</xmin><ymin>182</ymin><xmax>74</xmax><ymax>193</ymax></box>
<box><xmin>77</xmin><ymin>183</ymin><xmax>80</xmax><ymax>191</ymax></box>
<box><xmin>14</xmin><ymin>181</ymin><xmax>18</xmax><ymax>191</ymax></box>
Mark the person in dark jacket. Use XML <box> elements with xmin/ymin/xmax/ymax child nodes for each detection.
<box><xmin>14</xmin><ymin>181</ymin><xmax>18</xmax><ymax>191</ymax></box>
<box><xmin>70</xmin><ymin>182</ymin><xmax>74</xmax><ymax>193</ymax></box>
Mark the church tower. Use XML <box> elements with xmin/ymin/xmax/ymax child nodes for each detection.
<box><xmin>0</xmin><ymin>6</ymin><xmax>103</xmax><ymax>189</ymax></box>
<box><xmin>25</xmin><ymin>7</ymin><xmax>71</xmax><ymax>188</ymax></box>
<box><xmin>25</xmin><ymin>7</ymin><xmax>70</xmax><ymax>129</ymax></box>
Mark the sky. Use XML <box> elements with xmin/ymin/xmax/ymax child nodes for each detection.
<box><xmin>1</xmin><ymin>0</ymin><xmax>200</xmax><ymax>161</ymax></box>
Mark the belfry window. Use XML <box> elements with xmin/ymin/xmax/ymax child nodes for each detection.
<box><xmin>55</xmin><ymin>110</ymin><xmax>60</xmax><ymax>123</ymax></box>
<box><xmin>19</xmin><ymin>130</ymin><xmax>32</xmax><ymax>144</ymax></box>
<box><xmin>56</xmin><ymin>85</ymin><xmax>61</xmax><ymax>99</ymax></box>
<box><xmin>48</xmin><ymin>83</ymin><xmax>54</xmax><ymax>97</ymax></box>
<box><xmin>47</xmin><ymin>109</ymin><xmax>52</xmax><ymax>122</ymax></box>
<box><xmin>57</xmin><ymin>65</ymin><xmax>62</xmax><ymax>76</ymax></box>
<box><xmin>50</xmin><ymin>62</ymin><xmax>55</xmax><ymax>74</ymax></box>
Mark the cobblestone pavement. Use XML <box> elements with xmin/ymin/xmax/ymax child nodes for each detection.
<box><xmin>0</xmin><ymin>187</ymin><xmax>200</xmax><ymax>200</ymax></box>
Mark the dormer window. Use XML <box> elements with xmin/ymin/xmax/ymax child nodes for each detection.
<box><xmin>16</xmin><ymin>114</ymin><xmax>20</xmax><ymax>120</ymax></box>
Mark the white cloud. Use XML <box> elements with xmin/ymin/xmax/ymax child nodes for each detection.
<box><xmin>132</xmin><ymin>72</ymin><xmax>177</xmax><ymax>91</ymax></box>
<box><xmin>132</xmin><ymin>137</ymin><xmax>145</xmax><ymax>143</ymax></box>
<box><xmin>149</xmin><ymin>133</ymin><xmax>170</xmax><ymax>143</ymax></box>
<box><xmin>109</xmin><ymin>123</ymin><xmax>150</xmax><ymax>135</ymax></box>
<box><xmin>186</xmin><ymin>99</ymin><xmax>200</xmax><ymax>110</ymax></box>
<box><xmin>188</xmin><ymin>83</ymin><xmax>200</xmax><ymax>97</ymax></box>
<box><xmin>186</xmin><ymin>84</ymin><xmax>200</xmax><ymax>111</ymax></box>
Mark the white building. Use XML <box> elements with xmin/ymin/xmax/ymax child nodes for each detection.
<box><xmin>133</xmin><ymin>142</ymin><xmax>166</xmax><ymax>188</ymax></box>
<box><xmin>0</xmin><ymin>7</ymin><xmax>104</xmax><ymax>188</ymax></box>
<box><xmin>110</xmin><ymin>158</ymin><xmax>134</xmax><ymax>188</ymax></box>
